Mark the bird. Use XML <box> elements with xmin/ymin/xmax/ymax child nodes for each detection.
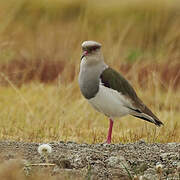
<box><xmin>78</xmin><ymin>40</ymin><xmax>163</xmax><ymax>144</ymax></box>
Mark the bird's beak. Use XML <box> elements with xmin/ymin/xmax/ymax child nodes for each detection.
<box><xmin>81</xmin><ymin>50</ymin><xmax>88</xmax><ymax>60</ymax></box>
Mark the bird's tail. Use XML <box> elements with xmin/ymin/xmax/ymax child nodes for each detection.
<box><xmin>129</xmin><ymin>105</ymin><xmax>163</xmax><ymax>127</ymax></box>
<box><xmin>133</xmin><ymin>113</ymin><xmax>163</xmax><ymax>127</ymax></box>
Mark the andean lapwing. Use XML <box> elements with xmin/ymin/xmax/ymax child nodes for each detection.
<box><xmin>78</xmin><ymin>41</ymin><xmax>163</xmax><ymax>144</ymax></box>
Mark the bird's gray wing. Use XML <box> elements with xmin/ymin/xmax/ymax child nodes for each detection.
<box><xmin>100</xmin><ymin>67</ymin><xmax>139</xmax><ymax>103</ymax></box>
<box><xmin>100</xmin><ymin>67</ymin><xmax>163</xmax><ymax>126</ymax></box>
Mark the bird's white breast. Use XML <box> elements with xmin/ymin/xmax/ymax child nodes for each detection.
<box><xmin>88</xmin><ymin>84</ymin><xmax>131</xmax><ymax>118</ymax></box>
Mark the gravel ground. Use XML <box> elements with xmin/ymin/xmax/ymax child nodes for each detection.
<box><xmin>0</xmin><ymin>140</ymin><xmax>179</xmax><ymax>179</ymax></box>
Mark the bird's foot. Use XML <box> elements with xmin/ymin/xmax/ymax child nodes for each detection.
<box><xmin>106</xmin><ymin>139</ymin><xmax>111</xmax><ymax>144</ymax></box>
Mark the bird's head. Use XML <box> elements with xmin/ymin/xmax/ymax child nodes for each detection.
<box><xmin>81</xmin><ymin>41</ymin><xmax>103</xmax><ymax>64</ymax></box>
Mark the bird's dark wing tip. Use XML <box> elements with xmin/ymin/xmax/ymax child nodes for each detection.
<box><xmin>133</xmin><ymin>114</ymin><xmax>164</xmax><ymax>127</ymax></box>
<box><xmin>155</xmin><ymin>120</ymin><xmax>164</xmax><ymax>127</ymax></box>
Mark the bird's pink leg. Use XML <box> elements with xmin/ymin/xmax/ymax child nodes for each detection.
<box><xmin>106</xmin><ymin>118</ymin><xmax>113</xmax><ymax>144</ymax></box>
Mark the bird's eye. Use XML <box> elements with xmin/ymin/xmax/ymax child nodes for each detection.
<box><xmin>90</xmin><ymin>47</ymin><xmax>97</xmax><ymax>52</ymax></box>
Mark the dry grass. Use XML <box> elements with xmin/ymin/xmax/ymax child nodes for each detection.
<box><xmin>0</xmin><ymin>79</ymin><xmax>179</xmax><ymax>143</ymax></box>
<box><xmin>0</xmin><ymin>0</ymin><xmax>179</xmax><ymax>144</ymax></box>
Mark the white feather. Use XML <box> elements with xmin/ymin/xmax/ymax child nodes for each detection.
<box><xmin>88</xmin><ymin>84</ymin><xmax>132</xmax><ymax>118</ymax></box>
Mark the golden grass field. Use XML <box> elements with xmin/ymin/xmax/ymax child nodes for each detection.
<box><xmin>0</xmin><ymin>0</ymin><xmax>179</xmax><ymax>144</ymax></box>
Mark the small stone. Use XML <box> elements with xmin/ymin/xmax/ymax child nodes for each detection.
<box><xmin>167</xmin><ymin>143</ymin><xmax>177</xmax><ymax>146</ymax></box>
<box><xmin>54</xmin><ymin>156</ymin><xmax>73</xmax><ymax>169</ymax></box>
<box><xmin>138</xmin><ymin>139</ymin><xmax>146</xmax><ymax>144</ymax></box>
<box><xmin>160</xmin><ymin>153</ymin><xmax>170</xmax><ymax>160</ymax></box>
<box><xmin>160</xmin><ymin>152</ymin><xmax>179</xmax><ymax>161</ymax></box>
<box><xmin>139</xmin><ymin>163</ymin><xmax>148</xmax><ymax>172</ymax></box>
<box><xmin>133</xmin><ymin>175</ymin><xmax>139</xmax><ymax>180</ymax></box>
<box><xmin>144</xmin><ymin>168</ymin><xmax>156</xmax><ymax>175</ymax></box>
<box><xmin>177</xmin><ymin>162</ymin><xmax>180</xmax><ymax>172</ymax></box>
<box><xmin>143</xmin><ymin>173</ymin><xmax>158</xmax><ymax>180</ymax></box>
<box><xmin>106</xmin><ymin>155</ymin><xmax>130</xmax><ymax>175</ymax></box>
<box><xmin>139</xmin><ymin>175</ymin><xmax>149</xmax><ymax>180</ymax></box>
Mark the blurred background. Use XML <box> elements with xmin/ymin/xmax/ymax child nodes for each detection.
<box><xmin>0</xmin><ymin>0</ymin><xmax>179</xmax><ymax>143</ymax></box>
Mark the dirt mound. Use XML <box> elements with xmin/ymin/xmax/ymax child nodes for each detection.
<box><xmin>0</xmin><ymin>141</ymin><xmax>179</xmax><ymax>179</ymax></box>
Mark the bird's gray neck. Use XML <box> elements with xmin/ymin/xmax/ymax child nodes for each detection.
<box><xmin>78</xmin><ymin>57</ymin><xmax>108</xmax><ymax>99</ymax></box>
